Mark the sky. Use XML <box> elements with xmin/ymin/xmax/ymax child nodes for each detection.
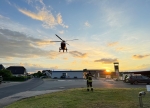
<box><xmin>0</xmin><ymin>0</ymin><xmax>150</xmax><ymax>73</ymax></box>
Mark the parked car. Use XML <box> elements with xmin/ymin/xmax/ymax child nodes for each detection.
<box><xmin>127</xmin><ymin>75</ymin><xmax>150</xmax><ymax>84</ymax></box>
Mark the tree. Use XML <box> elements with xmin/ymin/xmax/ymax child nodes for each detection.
<box><xmin>32</xmin><ymin>71</ymin><xmax>43</xmax><ymax>77</ymax></box>
<box><xmin>0</xmin><ymin>69</ymin><xmax>12</xmax><ymax>78</ymax></box>
<box><xmin>37</xmin><ymin>71</ymin><xmax>43</xmax><ymax>77</ymax></box>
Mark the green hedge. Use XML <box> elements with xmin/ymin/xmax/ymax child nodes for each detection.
<box><xmin>3</xmin><ymin>76</ymin><xmax>29</xmax><ymax>81</ymax></box>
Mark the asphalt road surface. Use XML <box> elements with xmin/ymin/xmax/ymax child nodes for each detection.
<box><xmin>0</xmin><ymin>78</ymin><xmax>148</xmax><ymax>100</ymax></box>
<box><xmin>32</xmin><ymin>78</ymin><xmax>148</xmax><ymax>91</ymax></box>
<box><xmin>0</xmin><ymin>78</ymin><xmax>43</xmax><ymax>99</ymax></box>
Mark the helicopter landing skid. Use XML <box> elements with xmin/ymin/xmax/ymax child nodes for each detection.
<box><xmin>59</xmin><ymin>48</ymin><xmax>67</xmax><ymax>52</ymax></box>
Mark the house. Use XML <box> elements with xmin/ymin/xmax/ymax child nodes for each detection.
<box><xmin>42</xmin><ymin>70</ymin><xmax>52</xmax><ymax>77</ymax></box>
<box><xmin>6</xmin><ymin>66</ymin><xmax>27</xmax><ymax>77</ymax></box>
<box><xmin>0</xmin><ymin>64</ymin><xmax>5</xmax><ymax>70</ymax></box>
<box><xmin>52</xmin><ymin>70</ymin><xmax>83</xmax><ymax>79</ymax></box>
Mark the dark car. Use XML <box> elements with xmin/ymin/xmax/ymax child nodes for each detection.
<box><xmin>127</xmin><ymin>75</ymin><xmax>150</xmax><ymax>84</ymax></box>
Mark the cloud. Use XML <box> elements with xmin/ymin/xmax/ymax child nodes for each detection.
<box><xmin>107</xmin><ymin>41</ymin><xmax>133</xmax><ymax>52</ymax></box>
<box><xmin>57</xmin><ymin>13</ymin><xmax>69</xmax><ymax>28</ymax></box>
<box><xmin>101</xmin><ymin>3</ymin><xmax>129</xmax><ymax>28</ymax></box>
<box><xmin>63</xmin><ymin>57</ymin><xmax>68</xmax><ymax>60</ymax></box>
<box><xmin>0</xmin><ymin>28</ymin><xmax>60</xmax><ymax>59</ymax></box>
<box><xmin>6</xmin><ymin>0</ymin><xmax>12</xmax><ymax>5</ymax></box>
<box><xmin>106</xmin><ymin>9</ymin><xmax>122</xmax><ymax>27</ymax></box>
<box><xmin>18</xmin><ymin>1</ymin><xmax>68</xmax><ymax>29</ymax></box>
<box><xmin>137</xmin><ymin>64</ymin><xmax>150</xmax><ymax>71</ymax></box>
<box><xmin>84</xmin><ymin>21</ymin><xmax>90</xmax><ymax>27</ymax></box>
<box><xmin>71</xmin><ymin>61</ymin><xmax>77</xmax><ymax>65</ymax></box>
<box><xmin>81</xmin><ymin>60</ymin><xmax>91</xmax><ymax>65</ymax></box>
<box><xmin>107</xmin><ymin>42</ymin><xmax>119</xmax><ymax>47</ymax></box>
<box><xmin>132</xmin><ymin>54</ymin><xmax>150</xmax><ymax>59</ymax></box>
<box><xmin>115</xmin><ymin>47</ymin><xmax>127</xmax><ymax>51</ymax></box>
<box><xmin>59</xmin><ymin>30</ymin><xmax>64</xmax><ymax>34</ymax></box>
<box><xmin>0</xmin><ymin>14</ymin><xmax>9</xmax><ymax>19</ymax></box>
<box><xmin>47</xmin><ymin>51</ymin><xmax>62</xmax><ymax>59</ymax></box>
<box><xmin>26</xmin><ymin>0</ymin><xmax>33</xmax><ymax>4</ymax></box>
<box><xmin>66</xmin><ymin>0</ymin><xmax>74</xmax><ymax>4</ymax></box>
<box><xmin>18</xmin><ymin>8</ymin><xmax>44</xmax><ymax>21</ymax></box>
<box><xmin>125</xmin><ymin>36</ymin><xmax>139</xmax><ymax>41</ymax></box>
<box><xmin>24</xmin><ymin>63</ymin><xmax>58</xmax><ymax>73</ymax></box>
<box><xmin>69</xmin><ymin>51</ymin><xmax>88</xmax><ymax>58</ymax></box>
<box><xmin>34</xmin><ymin>40</ymin><xmax>53</xmax><ymax>46</ymax></box>
<box><xmin>94</xmin><ymin>58</ymin><xmax>118</xmax><ymax>64</ymax></box>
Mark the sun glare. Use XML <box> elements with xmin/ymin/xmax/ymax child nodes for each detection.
<box><xmin>106</xmin><ymin>69</ymin><xmax>111</xmax><ymax>72</ymax></box>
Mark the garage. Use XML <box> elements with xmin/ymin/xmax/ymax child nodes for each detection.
<box><xmin>52</xmin><ymin>70</ymin><xmax>83</xmax><ymax>79</ymax></box>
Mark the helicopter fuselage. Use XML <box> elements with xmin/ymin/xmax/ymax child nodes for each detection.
<box><xmin>60</xmin><ymin>42</ymin><xmax>67</xmax><ymax>52</ymax></box>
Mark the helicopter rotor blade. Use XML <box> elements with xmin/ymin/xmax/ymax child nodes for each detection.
<box><xmin>55</xmin><ymin>34</ymin><xmax>64</xmax><ymax>41</ymax></box>
<box><xmin>50</xmin><ymin>41</ymin><xmax>62</xmax><ymax>42</ymax></box>
<box><xmin>66</xmin><ymin>39</ymin><xmax>78</xmax><ymax>41</ymax></box>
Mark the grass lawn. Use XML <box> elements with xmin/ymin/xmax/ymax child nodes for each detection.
<box><xmin>5</xmin><ymin>88</ymin><xmax>150</xmax><ymax>108</ymax></box>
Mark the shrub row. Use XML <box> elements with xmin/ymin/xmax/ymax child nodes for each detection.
<box><xmin>3</xmin><ymin>76</ymin><xmax>30</xmax><ymax>81</ymax></box>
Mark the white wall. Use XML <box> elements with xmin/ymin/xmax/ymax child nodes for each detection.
<box><xmin>67</xmin><ymin>72</ymin><xmax>83</xmax><ymax>78</ymax></box>
<box><xmin>52</xmin><ymin>71</ymin><xmax>83</xmax><ymax>79</ymax></box>
<box><xmin>52</xmin><ymin>72</ymin><xmax>63</xmax><ymax>78</ymax></box>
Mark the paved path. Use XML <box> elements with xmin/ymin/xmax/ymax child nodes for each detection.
<box><xmin>0</xmin><ymin>82</ymin><xmax>22</xmax><ymax>89</ymax></box>
<box><xmin>0</xmin><ymin>78</ymin><xmax>44</xmax><ymax>108</ymax></box>
<box><xmin>0</xmin><ymin>78</ymin><xmax>43</xmax><ymax>99</ymax></box>
<box><xmin>0</xmin><ymin>90</ymin><xmax>62</xmax><ymax>107</ymax></box>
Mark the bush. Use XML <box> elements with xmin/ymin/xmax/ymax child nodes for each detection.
<box><xmin>0</xmin><ymin>69</ymin><xmax>12</xmax><ymax>78</ymax></box>
<box><xmin>3</xmin><ymin>76</ymin><xmax>28</xmax><ymax>81</ymax></box>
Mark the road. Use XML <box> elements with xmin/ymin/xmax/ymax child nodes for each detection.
<box><xmin>0</xmin><ymin>78</ymin><xmax>43</xmax><ymax>99</ymax></box>
<box><xmin>32</xmin><ymin>78</ymin><xmax>148</xmax><ymax>91</ymax></box>
<box><xmin>0</xmin><ymin>78</ymin><xmax>147</xmax><ymax>99</ymax></box>
<box><xmin>0</xmin><ymin>78</ymin><xmax>148</xmax><ymax>107</ymax></box>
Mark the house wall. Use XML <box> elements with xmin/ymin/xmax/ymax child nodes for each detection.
<box><xmin>67</xmin><ymin>72</ymin><xmax>83</xmax><ymax>78</ymax></box>
<box><xmin>52</xmin><ymin>71</ymin><xmax>83</xmax><ymax>79</ymax></box>
<box><xmin>12</xmin><ymin>70</ymin><xmax>27</xmax><ymax>77</ymax></box>
<box><xmin>52</xmin><ymin>72</ymin><xmax>62</xmax><ymax>78</ymax></box>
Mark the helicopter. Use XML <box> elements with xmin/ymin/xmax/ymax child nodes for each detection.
<box><xmin>50</xmin><ymin>34</ymin><xmax>78</xmax><ymax>52</ymax></box>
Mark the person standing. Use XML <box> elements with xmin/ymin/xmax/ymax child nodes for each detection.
<box><xmin>124</xmin><ymin>75</ymin><xmax>128</xmax><ymax>82</ymax></box>
<box><xmin>86</xmin><ymin>72</ymin><xmax>93</xmax><ymax>91</ymax></box>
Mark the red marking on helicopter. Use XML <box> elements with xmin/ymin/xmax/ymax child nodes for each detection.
<box><xmin>50</xmin><ymin>34</ymin><xmax>78</xmax><ymax>52</ymax></box>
